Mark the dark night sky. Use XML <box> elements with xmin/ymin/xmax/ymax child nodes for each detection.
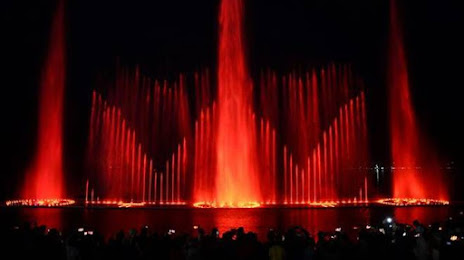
<box><xmin>1</xmin><ymin>0</ymin><xmax>463</xmax><ymax>200</ymax></box>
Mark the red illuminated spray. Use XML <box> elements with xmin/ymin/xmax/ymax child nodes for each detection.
<box><xmin>23</xmin><ymin>0</ymin><xmax>66</xmax><ymax>199</ymax></box>
<box><xmin>215</xmin><ymin>0</ymin><xmax>261</xmax><ymax>205</ymax></box>
<box><xmin>280</xmin><ymin>65</ymin><xmax>369</xmax><ymax>204</ymax></box>
<box><xmin>87</xmin><ymin>70</ymin><xmax>190</xmax><ymax>204</ymax></box>
<box><xmin>389</xmin><ymin>0</ymin><xmax>447</xmax><ymax>200</ymax></box>
<box><xmin>84</xmin><ymin>0</ymin><xmax>372</xmax><ymax>207</ymax></box>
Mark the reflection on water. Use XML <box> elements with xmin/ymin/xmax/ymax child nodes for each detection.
<box><xmin>394</xmin><ymin>206</ymin><xmax>451</xmax><ymax>224</ymax></box>
<box><xmin>2</xmin><ymin>206</ymin><xmax>458</xmax><ymax>241</ymax></box>
<box><xmin>16</xmin><ymin>208</ymin><xmax>63</xmax><ymax>230</ymax></box>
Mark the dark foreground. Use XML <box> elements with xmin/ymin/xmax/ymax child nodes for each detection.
<box><xmin>3</xmin><ymin>211</ymin><xmax>464</xmax><ymax>260</ymax></box>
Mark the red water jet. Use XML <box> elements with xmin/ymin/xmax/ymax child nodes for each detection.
<box><xmin>215</xmin><ymin>0</ymin><xmax>261</xmax><ymax>205</ymax></box>
<box><xmin>22</xmin><ymin>0</ymin><xmax>66</xmax><ymax>199</ymax></box>
<box><xmin>87</xmin><ymin>67</ymin><xmax>190</xmax><ymax>204</ymax></box>
<box><xmin>280</xmin><ymin>65</ymin><xmax>369</xmax><ymax>205</ymax></box>
<box><xmin>84</xmin><ymin>1</ymin><xmax>372</xmax><ymax>208</ymax></box>
<box><xmin>389</xmin><ymin>0</ymin><xmax>447</xmax><ymax>200</ymax></box>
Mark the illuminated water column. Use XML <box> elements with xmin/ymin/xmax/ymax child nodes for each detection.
<box><xmin>388</xmin><ymin>0</ymin><xmax>447</xmax><ymax>200</ymax></box>
<box><xmin>22</xmin><ymin>0</ymin><xmax>66</xmax><ymax>199</ymax></box>
<box><xmin>215</xmin><ymin>0</ymin><xmax>261</xmax><ymax>206</ymax></box>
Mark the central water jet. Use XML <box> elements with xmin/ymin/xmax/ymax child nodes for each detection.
<box><xmin>215</xmin><ymin>0</ymin><xmax>261</xmax><ymax>205</ymax></box>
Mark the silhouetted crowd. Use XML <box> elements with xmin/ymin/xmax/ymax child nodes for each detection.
<box><xmin>3</xmin><ymin>212</ymin><xmax>464</xmax><ymax>260</ymax></box>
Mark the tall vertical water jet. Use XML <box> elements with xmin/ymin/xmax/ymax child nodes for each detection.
<box><xmin>216</xmin><ymin>0</ymin><xmax>261</xmax><ymax>205</ymax></box>
<box><xmin>389</xmin><ymin>0</ymin><xmax>447</xmax><ymax>200</ymax></box>
<box><xmin>22</xmin><ymin>0</ymin><xmax>66</xmax><ymax>199</ymax></box>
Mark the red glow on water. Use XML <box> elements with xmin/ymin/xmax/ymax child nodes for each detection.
<box><xmin>6</xmin><ymin>199</ymin><xmax>75</xmax><ymax>207</ymax></box>
<box><xmin>22</xmin><ymin>1</ymin><xmax>66</xmax><ymax>199</ymax></box>
<box><xmin>389</xmin><ymin>0</ymin><xmax>447</xmax><ymax>200</ymax></box>
<box><xmin>193</xmin><ymin>201</ymin><xmax>260</xmax><ymax>209</ymax></box>
<box><xmin>376</xmin><ymin>198</ymin><xmax>449</xmax><ymax>206</ymax></box>
<box><xmin>215</xmin><ymin>0</ymin><xmax>261</xmax><ymax>204</ymax></box>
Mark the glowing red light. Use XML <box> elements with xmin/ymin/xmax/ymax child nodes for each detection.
<box><xmin>376</xmin><ymin>198</ymin><xmax>449</xmax><ymax>206</ymax></box>
<box><xmin>192</xmin><ymin>201</ymin><xmax>261</xmax><ymax>209</ymax></box>
<box><xmin>388</xmin><ymin>0</ymin><xmax>447</xmax><ymax>201</ymax></box>
<box><xmin>214</xmin><ymin>0</ymin><xmax>262</xmax><ymax>205</ymax></box>
<box><xmin>6</xmin><ymin>199</ymin><xmax>75</xmax><ymax>207</ymax></box>
<box><xmin>22</xmin><ymin>0</ymin><xmax>66</xmax><ymax>200</ymax></box>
